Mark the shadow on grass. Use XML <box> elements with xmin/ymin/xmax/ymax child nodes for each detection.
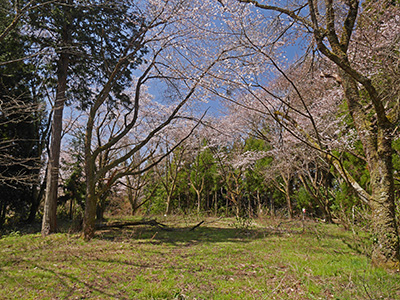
<box><xmin>0</xmin><ymin>216</ymin><xmax>342</xmax><ymax>249</ymax></box>
<box><xmin>93</xmin><ymin>222</ymin><xmax>309</xmax><ymax>246</ymax></box>
<box><xmin>0</xmin><ymin>218</ymin><xmax>79</xmax><ymax>236</ymax></box>
<box><xmin>3</xmin><ymin>218</ymin><xmax>389</xmax><ymax>300</ymax></box>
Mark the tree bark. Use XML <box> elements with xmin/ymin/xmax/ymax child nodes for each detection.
<box><xmin>196</xmin><ymin>189</ymin><xmax>201</xmax><ymax>214</ymax></box>
<box><xmin>340</xmin><ymin>70</ymin><xmax>400</xmax><ymax>267</ymax></box>
<box><xmin>41</xmin><ymin>0</ymin><xmax>72</xmax><ymax>236</ymax></box>
<box><xmin>369</xmin><ymin>129</ymin><xmax>399</xmax><ymax>267</ymax></box>
<box><xmin>83</xmin><ymin>158</ymin><xmax>97</xmax><ymax>241</ymax></box>
<box><xmin>41</xmin><ymin>49</ymin><xmax>69</xmax><ymax>236</ymax></box>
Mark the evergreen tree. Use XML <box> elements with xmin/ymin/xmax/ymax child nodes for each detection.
<box><xmin>25</xmin><ymin>0</ymin><xmax>146</xmax><ymax>235</ymax></box>
<box><xmin>0</xmin><ymin>0</ymin><xmax>45</xmax><ymax>227</ymax></box>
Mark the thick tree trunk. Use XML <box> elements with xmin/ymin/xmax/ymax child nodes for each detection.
<box><xmin>369</xmin><ymin>132</ymin><xmax>400</xmax><ymax>267</ymax></box>
<box><xmin>41</xmin><ymin>51</ymin><xmax>69</xmax><ymax>236</ymax></box>
<box><xmin>340</xmin><ymin>71</ymin><xmax>400</xmax><ymax>268</ymax></box>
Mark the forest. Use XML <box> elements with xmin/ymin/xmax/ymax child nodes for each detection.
<box><xmin>1</xmin><ymin>0</ymin><xmax>400</xmax><ymax>292</ymax></box>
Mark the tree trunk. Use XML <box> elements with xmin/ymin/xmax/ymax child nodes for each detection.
<box><xmin>83</xmin><ymin>159</ymin><xmax>97</xmax><ymax>241</ymax></box>
<box><xmin>225</xmin><ymin>193</ymin><xmax>229</xmax><ymax>216</ymax></box>
<box><xmin>214</xmin><ymin>190</ymin><xmax>218</xmax><ymax>216</ymax></box>
<box><xmin>27</xmin><ymin>181</ymin><xmax>43</xmax><ymax>223</ymax></box>
<box><xmin>126</xmin><ymin>175</ymin><xmax>138</xmax><ymax>215</ymax></box>
<box><xmin>41</xmin><ymin>49</ymin><xmax>69</xmax><ymax>236</ymax></box>
<box><xmin>83</xmin><ymin>92</ymin><xmax>97</xmax><ymax>241</ymax></box>
<box><xmin>340</xmin><ymin>70</ymin><xmax>400</xmax><ymax>268</ymax></box>
<box><xmin>0</xmin><ymin>201</ymin><xmax>6</xmax><ymax>228</ymax></box>
<box><xmin>196</xmin><ymin>189</ymin><xmax>201</xmax><ymax>214</ymax></box>
<box><xmin>285</xmin><ymin>186</ymin><xmax>292</xmax><ymax>219</ymax></box>
<box><xmin>282</xmin><ymin>174</ymin><xmax>293</xmax><ymax>219</ymax></box>
<box><xmin>96</xmin><ymin>196</ymin><xmax>107</xmax><ymax>222</ymax></box>
<box><xmin>257</xmin><ymin>190</ymin><xmax>262</xmax><ymax>216</ymax></box>
<box><xmin>69</xmin><ymin>198</ymin><xmax>74</xmax><ymax>220</ymax></box>
<box><xmin>270</xmin><ymin>194</ymin><xmax>275</xmax><ymax>217</ymax></box>
<box><xmin>235</xmin><ymin>195</ymin><xmax>241</xmax><ymax>217</ymax></box>
<box><xmin>248</xmin><ymin>193</ymin><xmax>252</xmax><ymax>217</ymax></box>
<box><xmin>165</xmin><ymin>194</ymin><xmax>172</xmax><ymax>215</ymax></box>
<box><xmin>369</xmin><ymin>132</ymin><xmax>399</xmax><ymax>267</ymax></box>
<box><xmin>206</xmin><ymin>192</ymin><xmax>210</xmax><ymax>212</ymax></box>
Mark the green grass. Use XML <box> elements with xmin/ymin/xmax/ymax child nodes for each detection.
<box><xmin>0</xmin><ymin>216</ymin><xmax>399</xmax><ymax>299</ymax></box>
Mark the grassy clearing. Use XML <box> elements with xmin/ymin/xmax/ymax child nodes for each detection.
<box><xmin>0</xmin><ymin>216</ymin><xmax>399</xmax><ymax>299</ymax></box>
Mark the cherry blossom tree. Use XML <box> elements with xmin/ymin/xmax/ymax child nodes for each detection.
<box><xmin>200</xmin><ymin>0</ymin><xmax>400</xmax><ymax>267</ymax></box>
<box><xmin>80</xmin><ymin>0</ymin><xmax>264</xmax><ymax>239</ymax></box>
<box><xmin>200</xmin><ymin>110</ymin><xmax>268</xmax><ymax>216</ymax></box>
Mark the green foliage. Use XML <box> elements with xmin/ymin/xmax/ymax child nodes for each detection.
<box><xmin>294</xmin><ymin>186</ymin><xmax>313</xmax><ymax>210</ymax></box>
<box><xmin>26</xmin><ymin>0</ymin><xmax>147</xmax><ymax>110</ymax></box>
<box><xmin>270</xmin><ymin>183</ymin><xmax>287</xmax><ymax>208</ymax></box>
<box><xmin>144</xmin><ymin>179</ymin><xmax>168</xmax><ymax>215</ymax></box>
<box><xmin>332</xmin><ymin>181</ymin><xmax>358</xmax><ymax>210</ymax></box>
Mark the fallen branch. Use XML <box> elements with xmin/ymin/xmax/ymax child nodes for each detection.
<box><xmin>96</xmin><ymin>219</ymin><xmax>171</xmax><ymax>231</ymax></box>
<box><xmin>189</xmin><ymin>221</ymin><xmax>204</xmax><ymax>231</ymax></box>
<box><xmin>96</xmin><ymin>219</ymin><xmax>207</xmax><ymax>232</ymax></box>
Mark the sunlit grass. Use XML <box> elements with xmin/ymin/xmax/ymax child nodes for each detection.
<box><xmin>1</xmin><ymin>216</ymin><xmax>399</xmax><ymax>299</ymax></box>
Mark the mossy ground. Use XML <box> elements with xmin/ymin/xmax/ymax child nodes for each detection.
<box><xmin>0</xmin><ymin>216</ymin><xmax>399</xmax><ymax>299</ymax></box>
